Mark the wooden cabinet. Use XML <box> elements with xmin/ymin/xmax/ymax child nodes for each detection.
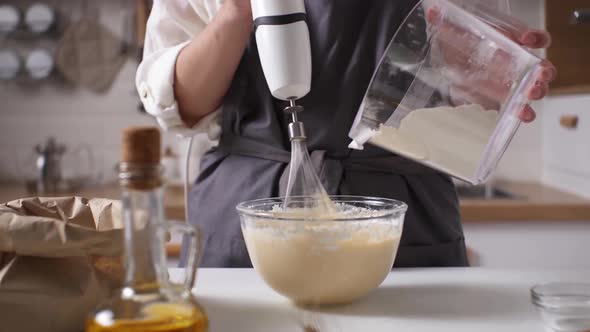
<box><xmin>546</xmin><ymin>0</ymin><xmax>590</xmax><ymax>94</ymax></box>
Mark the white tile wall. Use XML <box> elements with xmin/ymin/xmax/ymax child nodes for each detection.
<box><xmin>0</xmin><ymin>61</ymin><xmax>159</xmax><ymax>182</ymax></box>
<box><xmin>0</xmin><ymin>0</ymin><xmax>177</xmax><ymax>184</ymax></box>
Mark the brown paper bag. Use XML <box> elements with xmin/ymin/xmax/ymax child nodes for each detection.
<box><xmin>0</xmin><ymin>197</ymin><xmax>125</xmax><ymax>332</ymax></box>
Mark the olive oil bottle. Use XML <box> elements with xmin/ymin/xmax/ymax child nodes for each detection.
<box><xmin>87</xmin><ymin>127</ymin><xmax>208</xmax><ymax>332</ymax></box>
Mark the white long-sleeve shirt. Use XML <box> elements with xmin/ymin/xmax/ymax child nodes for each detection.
<box><xmin>135</xmin><ymin>0</ymin><xmax>224</xmax><ymax>140</ymax></box>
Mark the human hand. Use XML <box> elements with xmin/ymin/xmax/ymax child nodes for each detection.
<box><xmin>225</xmin><ymin>0</ymin><xmax>252</xmax><ymax>13</ymax></box>
<box><xmin>508</xmin><ymin>32</ymin><xmax>555</xmax><ymax>123</ymax></box>
<box><xmin>425</xmin><ymin>6</ymin><xmax>556</xmax><ymax>123</ymax></box>
<box><xmin>224</xmin><ymin>0</ymin><xmax>252</xmax><ymax>18</ymax></box>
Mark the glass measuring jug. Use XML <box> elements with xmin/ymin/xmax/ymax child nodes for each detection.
<box><xmin>348</xmin><ymin>0</ymin><xmax>544</xmax><ymax>184</ymax></box>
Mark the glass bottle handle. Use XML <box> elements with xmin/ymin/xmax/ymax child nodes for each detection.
<box><xmin>158</xmin><ymin>222</ymin><xmax>202</xmax><ymax>294</ymax></box>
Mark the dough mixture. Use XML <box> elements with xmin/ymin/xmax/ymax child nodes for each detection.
<box><xmin>242</xmin><ymin>215</ymin><xmax>401</xmax><ymax>305</ymax></box>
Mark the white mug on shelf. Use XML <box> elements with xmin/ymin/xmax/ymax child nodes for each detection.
<box><xmin>25</xmin><ymin>3</ymin><xmax>55</xmax><ymax>34</ymax></box>
<box><xmin>0</xmin><ymin>49</ymin><xmax>21</xmax><ymax>80</ymax></box>
<box><xmin>25</xmin><ymin>49</ymin><xmax>54</xmax><ymax>80</ymax></box>
<box><xmin>0</xmin><ymin>4</ymin><xmax>20</xmax><ymax>34</ymax></box>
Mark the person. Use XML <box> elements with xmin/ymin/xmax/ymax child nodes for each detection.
<box><xmin>136</xmin><ymin>0</ymin><xmax>555</xmax><ymax>268</ymax></box>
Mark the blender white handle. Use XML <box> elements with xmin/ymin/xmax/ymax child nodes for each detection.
<box><xmin>251</xmin><ymin>0</ymin><xmax>312</xmax><ymax>101</ymax></box>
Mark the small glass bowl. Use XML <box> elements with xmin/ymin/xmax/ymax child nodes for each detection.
<box><xmin>531</xmin><ymin>282</ymin><xmax>590</xmax><ymax>332</ymax></box>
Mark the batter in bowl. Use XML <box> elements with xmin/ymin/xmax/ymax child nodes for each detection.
<box><xmin>242</xmin><ymin>212</ymin><xmax>402</xmax><ymax>305</ymax></box>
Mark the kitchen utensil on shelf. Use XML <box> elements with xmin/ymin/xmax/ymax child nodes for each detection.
<box><xmin>0</xmin><ymin>49</ymin><xmax>21</xmax><ymax>80</ymax></box>
<box><xmin>87</xmin><ymin>127</ymin><xmax>208</xmax><ymax>332</ymax></box>
<box><xmin>25</xmin><ymin>48</ymin><xmax>54</xmax><ymax>80</ymax></box>
<box><xmin>135</xmin><ymin>0</ymin><xmax>150</xmax><ymax>52</ymax></box>
<box><xmin>237</xmin><ymin>196</ymin><xmax>407</xmax><ymax>306</ymax></box>
<box><xmin>348</xmin><ymin>0</ymin><xmax>544</xmax><ymax>185</ymax></box>
<box><xmin>27</xmin><ymin>138</ymin><xmax>99</xmax><ymax>194</ymax></box>
<box><xmin>56</xmin><ymin>0</ymin><xmax>126</xmax><ymax>93</ymax></box>
<box><xmin>0</xmin><ymin>4</ymin><xmax>20</xmax><ymax>33</ymax></box>
<box><xmin>531</xmin><ymin>282</ymin><xmax>590</xmax><ymax>332</ymax></box>
<box><xmin>571</xmin><ymin>9</ymin><xmax>590</xmax><ymax>24</ymax></box>
<box><xmin>24</xmin><ymin>3</ymin><xmax>55</xmax><ymax>34</ymax></box>
<box><xmin>34</xmin><ymin>137</ymin><xmax>66</xmax><ymax>193</ymax></box>
<box><xmin>116</xmin><ymin>0</ymin><xmax>135</xmax><ymax>57</ymax></box>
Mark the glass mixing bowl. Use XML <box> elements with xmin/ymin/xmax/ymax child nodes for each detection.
<box><xmin>237</xmin><ymin>196</ymin><xmax>407</xmax><ymax>306</ymax></box>
<box><xmin>531</xmin><ymin>283</ymin><xmax>590</xmax><ymax>332</ymax></box>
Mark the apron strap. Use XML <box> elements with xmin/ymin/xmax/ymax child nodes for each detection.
<box><xmin>218</xmin><ymin>132</ymin><xmax>291</xmax><ymax>163</ymax></box>
<box><xmin>218</xmin><ymin>133</ymin><xmax>438</xmax><ymax>197</ymax></box>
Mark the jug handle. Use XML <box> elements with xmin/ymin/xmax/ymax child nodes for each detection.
<box><xmin>157</xmin><ymin>222</ymin><xmax>202</xmax><ymax>295</ymax></box>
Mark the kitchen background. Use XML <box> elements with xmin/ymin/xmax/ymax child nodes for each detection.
<box><xmin>0</xmin><ymin>0</ymin><xmax>215</xmax><ymax>186</ymax></box>
<box><xmin>0</xmin><ymin>0</ymin><xmax>588</xmax><ymax>267</ymax></box>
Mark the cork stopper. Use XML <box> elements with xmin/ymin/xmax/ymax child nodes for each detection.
<box><xmin>121</xmin><ymin>127</ymin><xmax>161</xmax><ymax>164</ymax></box>
<box><xmin>119</xmin><ymin>127</ymin><xmax>163</xmax><ymax>190</ymax></box>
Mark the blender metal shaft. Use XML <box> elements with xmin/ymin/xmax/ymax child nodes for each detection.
<box><xmin>285</xmin><ymin>98</ymin><xmax>306</xmax><ymax>140</ymax></box>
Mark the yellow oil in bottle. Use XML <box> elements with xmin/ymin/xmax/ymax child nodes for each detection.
<box><xmin>87</xmin><ymin>303</ymin><xmax>209</xmax><ymax>332</ymax></box>
<box><xmin>89</xmin><ymin>128</ymin><xmax>209</xmax><ymax>332</ymax></box>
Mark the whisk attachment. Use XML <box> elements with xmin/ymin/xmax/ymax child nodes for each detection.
<box><xmin>282</xmin><ymin>98</ymin><xmax>336</xmax><ymax>213</ymax></box>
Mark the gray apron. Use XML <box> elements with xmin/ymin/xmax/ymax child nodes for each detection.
<box><xmin>184</xmin><ymin>0</ymin><xmax>468</xmax><ymax>268</ymax></box>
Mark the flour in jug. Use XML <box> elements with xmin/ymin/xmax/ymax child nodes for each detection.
<box><xmin>369</xmin><ymin>104</ymin><xmax>497</xmax><ymax>181</ymax></box>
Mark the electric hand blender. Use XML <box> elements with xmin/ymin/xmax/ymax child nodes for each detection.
<box><xmin>251</xmin><ymin>0</ymin><xmax>312</xmax><ymax>140</ymax></box>
<box><xmin>252</xmin><ymin>0</ymin><xmax>335</xmax><ymax>213</ymax></box>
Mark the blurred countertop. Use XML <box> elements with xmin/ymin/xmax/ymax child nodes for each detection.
<box><xmin>1</xmin><ymin>181</ymin><xmax>589</xmax><ymax>223</ymax></box>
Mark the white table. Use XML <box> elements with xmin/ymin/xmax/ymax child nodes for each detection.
<box><xmin>170</xmin><ymin>268</ymin><xmax>590</xmax><ymax>332</ymax></box>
